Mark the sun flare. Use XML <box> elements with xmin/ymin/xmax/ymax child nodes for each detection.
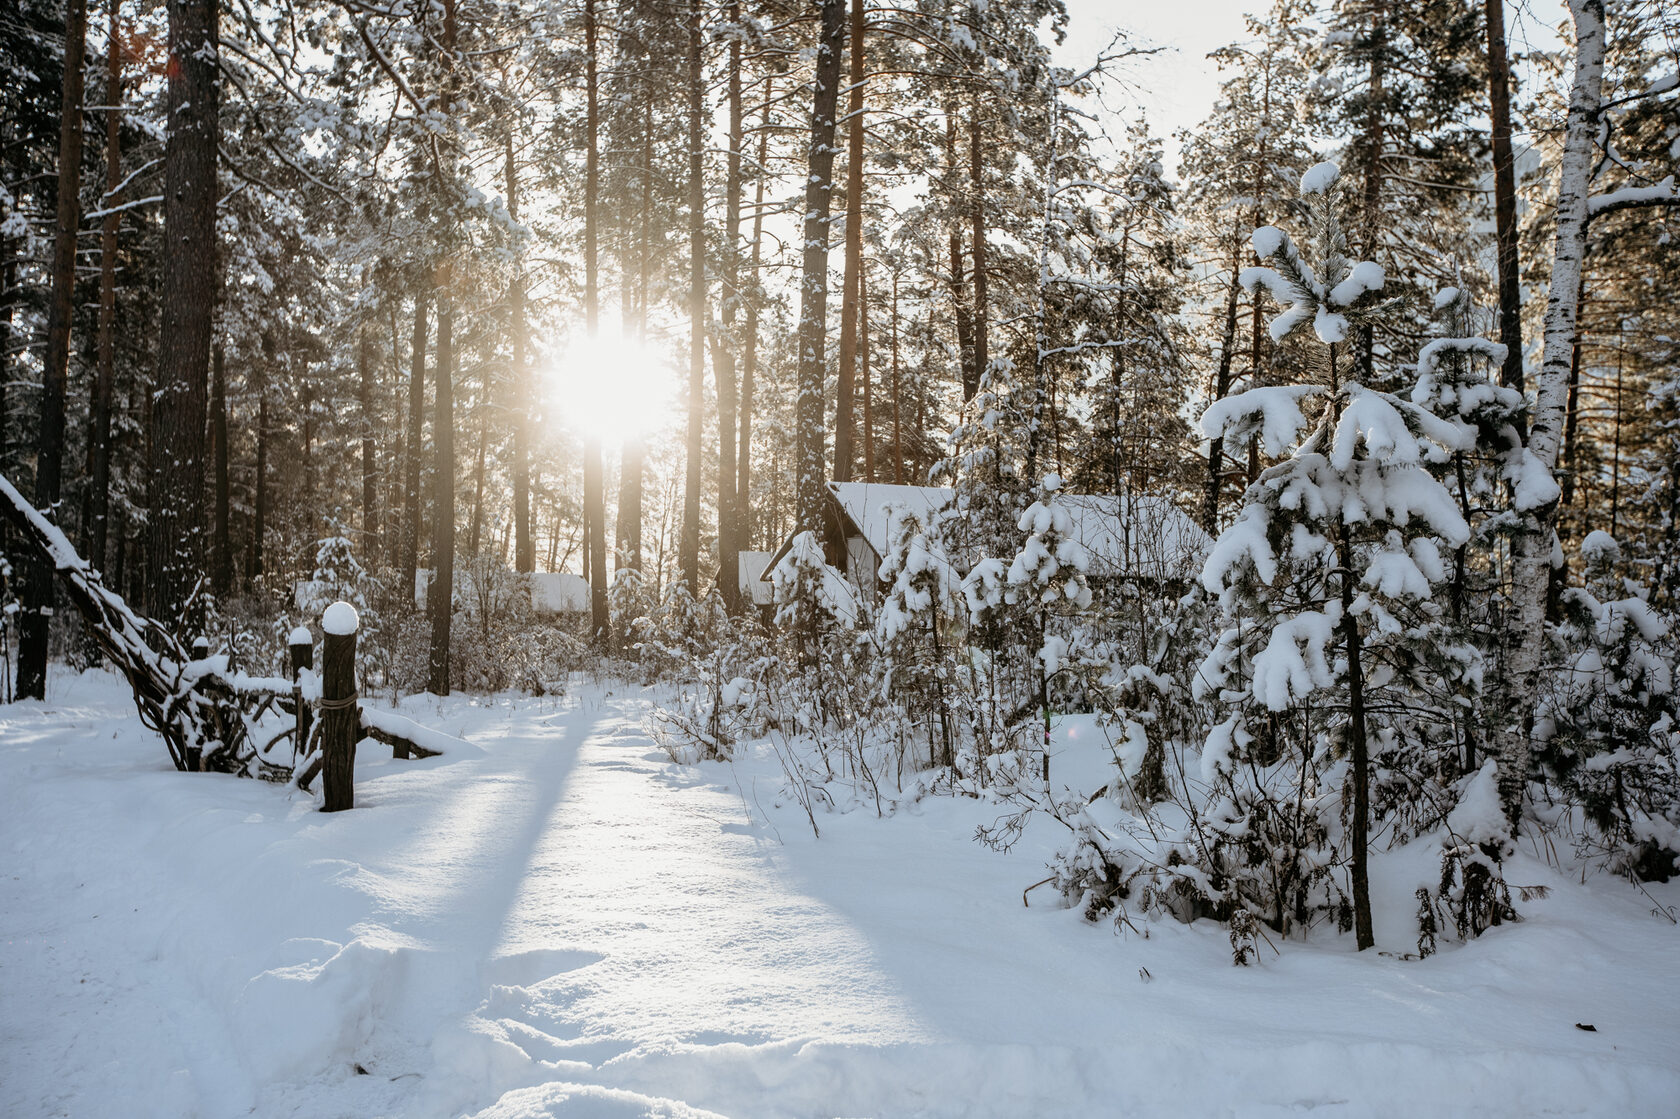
<box><xmin>544</xmin><ymin>330</ymin><xmax>675</xmax><ymax>444</ymax></box>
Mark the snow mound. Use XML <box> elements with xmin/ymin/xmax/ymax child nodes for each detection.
<box><xmin>234</xmin><ymin>937</ymin><xmax>409</xmax><ymax>1082</ymax></box>
<box><xmin>468</xmin><ymin>1083</ymin><xmax>728</xmax><ymax>1119</ymax></box>
<box><xmin>322</xmin><ymin>601</ymin><xmax>360</xmax><ymax>635</ymax></box>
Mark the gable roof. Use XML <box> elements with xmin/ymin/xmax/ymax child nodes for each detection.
<box><xmin>764</xmin><ymin>482</ymin><xmax>1212</xmax><ymax>583</ymax></box>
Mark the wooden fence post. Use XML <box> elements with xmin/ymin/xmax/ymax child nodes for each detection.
<box><xmin>288</xmin><ymin>626</ymin><xmax>313</xmax><ymax>763</ymax></box>
<box><xmin>320</xmin><ymin>602</ymin><xmax>359</xmax><ymax>812</ymax></box>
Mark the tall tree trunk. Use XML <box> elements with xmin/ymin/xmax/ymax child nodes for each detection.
<box><xmin>584</xmin><ymin>0</ymin><xmax>608</xmax><ymax>638</ymax></box>
<box><xmin>1497</xmin><ymin>0</ymin><xmax>1605</xmax><ymax>827</ymax></box>
<box><xmin>427</xmin><ymin>269</ymin><xmax>455</xmax><ymax>695</ymax></box>
<box><xmin>250</xmin><ymin>395</ymin><xmax>266</xmax><ymax>583</ymax></box>
<box><xmin>1486</xmin><ymin>0</ymin><xmax>1524</xmax><ymax>394</ymax></box>
<box><xmin>794</xmin><ymin>0</ymin><xmax>846</xmax><ymax>537</ymax></box>
<box><xmin>508</xmin><ymin>132</ymin><xmax>532</xmax><ymax>573</ymax></box>
<box><xmin>737</xmin><ymin>75</ymin><xmax>771</xmax><ymax>555</ymax></box>
<box><xmin>403</xmin><ymin>293</ymin><xmax>427</xmax><ymax>599</ymax></box>
<box><xmin>968</xmin><ymin>104</ymin><xmax>988</xmax><ymax>387</ymax></box>
<box><xmin>357</xmin><ymin>325</ymin><xmax>377</xmax><ymax>565</ymax></box>
<box><xmin>890</xmin><ymin>270</ymin><xmax>903</xmax><ymax>484</ymax></box>
<box><xmin>1202</xmin><ymin>242</ymin><xmax>1244</xmax><ymax>534</ymax></box>
<box><xmin>679</xmin><ymin>0</ymin><xmax>705</xmax><ymax>591</ymax></box>
<box><xmin>18</xmin><ymin>0</ymin><xmax>89</xmax><ymax>698</ymax></box>
<box><xmin>387</xmin><ymin>302</ymin><xmax>404</xmax><ymax>561</ymax></box>
<box><xmin>211</xmin><ymin>343</ymin><xmax>230</xmax><ymax>596</ymax></box>
<box><xmin>861</xmin><ymin>264</ymin><xmax>874</xmax><ymax>481</ymax></box>
<box><xmin>945</xmin><ymin>112</ymin><xmax>976</xmax><ymax>401</ymax></box>
<box><xmin>468</xmin><ymin>403</ymin><xmax>487</xmax><ymax>556</ymax></box>
<box><xmin>1356</xmin><ymin>0</ymin><xmax>1386</xmax><ymax>382</ymax></box>
<box><xmin>833</xmin><ymin>0</ymin><xmax>867</xmax><ymax>482</ymax></box>
<box><xmin>715</xmin><ymin>2</ymin><xmax>744</xmax><ymax>612</ymax></box>
<box><xmin>619</xmin><ymin>440</ymin><xmax>642</xmax><ymax>571</ymax></box>
<box><xmin>146</xmin><ymin>0</ymin><xmax>217</xmax><ymax>627</ymax></box>
<box><xmin>88</xmin><ymin>0</ymin><xmax>123</xmax><ymax>578</ymax></box>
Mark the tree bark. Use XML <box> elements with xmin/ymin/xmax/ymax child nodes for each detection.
<box><xmin>359</xmin><ymin>325</ymin><xmax>377</xmax><ymax>566</ymax></box>
<box><xmin>945</xmin><ymin>111</ymin><xmax>975</xmax><ymax>401</ymax></box>
<box><xmin>88</xmin><ymin>0</ymin><xmax>123</xmax><ymax>579</ymax></box>
<box><xmin>1497</xmin><ymin>0</ymin><xmax>1605</xmax><ymax>827</ymax></box>
<box><xmin>18</xmin><ymin>0</ymin><xmax>90</xmax><ymax>698</ymax></box>
<box><xmin>679</xmin><ymin>0</ymin><xmax>705</xmax><ymax>591</ymax></box>
<box><xmin>211</xmin><ymin>343</ymin><xmax>231</xmax><ymax>596</ymax></box>
<box><xmin>968</xmin><ymin>104</ymin><xmax>989</xmax><ymax>387</ymax></box>
<box><xmin>833</xmin><ymin>0</ymin><xmax>867</xmax><ymax>482</ymax></box>
<box><xmin>795</xmin><ymin>0</ymin><xmax>847</xmax><ymax>537</ymax></box>
<box><xmin>427</xmin><ymin>269</ymin><xmax>455</xmax><ymax>695</ymax></box>
<box><xmin>737</xmin><ymin>75</ymin><xmax>772</xmax><ymax>553</ymax></box>
<box><xmin>715</xmin><ymin>3</ymin><xmax>744</xmax><ymax>612</ymax></box>
<box><xmin>890</xmin><ymin>270</ymin><xmax>903</xmax><ymax>484</ymax></box>
<box><xmin>618</xmin><ymin>439</ymin><xmax>643</xmax><ymax>571</ymax></box>
<box><xmin>468</xmin><ymin>400</ymin><xmax>487</xmax><ymax>556</ymax></box>
<box><xmin>508</xmin><ymin>132</ymin><xmax>532</xmax><ymax>573</ymax></box>
<box><xmin>250</xmin><ymin>394</ymin><xmax>266</xmax><ymax>583</ymax></box>
<box><xmin>146</xmin><ymin>0</ymin><xmax>217</xmax><ymax>627</ymax></box>
<box><xmin>1486</xmin><ymin>0</ymin><xmax>1524</xmax><ymax>394</ymax></box>
<box><xmin>403</xmin><ymin>293</ymin><xmax>427</xmax><ymax>599</ymax></box>
<box><xmin>1202</xmin><ymin>242</ymin><xmax>1244</xmax><ymax>534</ymax></box>
<box><xmin>584</xmin><ymin>0</ymin><xmax>608</xmax><ymax>638</ymax></box>
<box><xmin>861</xmin><ymin>264</ymin><xmax>874</xmax><ymax>481</ymax></box>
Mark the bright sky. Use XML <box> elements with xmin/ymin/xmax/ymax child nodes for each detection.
<box><xmin>1057</xmin><ymin>0</ymin><xmax>1260</xmax><ymax>172</ymax></box>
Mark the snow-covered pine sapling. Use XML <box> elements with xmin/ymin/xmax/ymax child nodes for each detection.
<box><xmin>875</xmin><ymin>504</ymin><xmax>961</xmax><ymax>769</ymax></box>
<box><xmin>1198</xmin><ymin>161</ymin><xmax>1476</xmax><ymax>951</ymax></box>
<box><xmin>1540</xmin><ymin>531</ymin><xmax>1680</xmax><ymax>882</ymax></box>
<box><xmin>999</xmin><ymin>474</ymin><xmax>1093</xmax><ymax>786</ymax></box>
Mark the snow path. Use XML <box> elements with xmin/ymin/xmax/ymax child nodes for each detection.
<box><xmin>4</xmin><ymin>668</ymin><xmax>1679</xmax><ymax>1118</ymax></box>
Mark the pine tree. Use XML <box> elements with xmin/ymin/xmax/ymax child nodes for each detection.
<box><xmin>1199</xmin><ymin>161</ymin><xmax>1476</xmax><ymax>948</ymax></box>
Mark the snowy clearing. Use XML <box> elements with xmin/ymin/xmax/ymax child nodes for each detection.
<box><xmin>3</xmin><ymin>667</ymin><xmax>1677</xmax><ymax>1118</ymax></box>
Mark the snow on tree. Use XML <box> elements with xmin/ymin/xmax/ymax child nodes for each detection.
<box><xmin>1194</xmin><ymin>161</ymin><xmax>1484</xmax><ymax>951</ymax></box>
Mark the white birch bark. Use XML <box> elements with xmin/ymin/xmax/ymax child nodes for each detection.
<box><xmin>1496</xmin><ymin>0</ymin><xmax>1605</xmax><ymax>825</ymax></box>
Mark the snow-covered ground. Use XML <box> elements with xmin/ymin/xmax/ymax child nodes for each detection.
<box><xmin>3</xmin><ymin>666</ymin><xmax>1677</xmax><ymax>1118</ymax></box>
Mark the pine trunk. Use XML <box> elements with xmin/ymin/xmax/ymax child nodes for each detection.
<box><xmin>17</xmin><ymin>0</ymin><xmax>89</xmax><ymax>698</ymax></box>
<box><xmin>211</xmin><ymin>343</ymin><xmax>231</xmax><ymax>596</ymax></box>
<box><xmin>403</xmin><ymin>293</ymin><xmax>427</xmax><ymax>597</ymax></box>
<box><xmin>832</xmin><ymin>0</ymin><xmax>866</xmax><ymax>483</ymax></box>
<box><xmin>679</xmin><ymin>0</ymin><xmax>705</xmax><ymax>591</ymax></box>
<box><xmin>146</xmin><ymin>0</ymin><xmax>217</xmax><ymax>626</ymax></box>
<box><xmin>88</xmin><ymin>0</ymin><xmax>123</xmax><ymax>578</ymax></box>
<box><xmin>715</xmin><ymin>8</ymin><xmax>744</xmax><ymax>612</ymax></box>
<box><xmin>250</xmin><ymin>395</ymin><xmax>266</xmax><ymax>583</ymax></box>
<box><xmin>945</xmin><ymin>112</ymin><xmax>975</xmax><ymax>402</ymax></box>
<box><xmin>1202</xmin><ymin>243</ymin><xmax>1244</xmax><ymax>533</ymax></box>
<box><xmin>968</xmin><ymin>106</ymin><xmax>988</xmax><ymax>386</ymax></box>
<box><xmin>427</xmin><ymin>273</ymin><xmax>455</xmax><ymax>695</ymax></box>
<box><xmin>1486</xmin><ymin>0</ymin><xmax>1524</xmax><ymax>394</ymax></box>
<box><xmin>737</xmin><ymin>76</ymin><xmax>772</xmax><ymax>553</ymax></box>
<box><xmin>794</xmin><ymin>0</ymin><xmax>846</xmax><ymax>536</ymax></box>
<box><xmin>508</xmin><ymin>132</ymin><xmax>532</xmax><ymax>573</ymax></box>
<box><xmin>584</xmin><ymin>0</ymin><xmax>608</xmax><ymax>638</ymax></box>
<box><xmin>359</xmin><ymin>327</ymin><xmax>377</xmax><ymax>566</ymax></box>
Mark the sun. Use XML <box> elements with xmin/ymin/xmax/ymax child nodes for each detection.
<box><xmin>544</xmin><ymin>330</ymin><xmax>675</xmax><ymax>444</ymax></box>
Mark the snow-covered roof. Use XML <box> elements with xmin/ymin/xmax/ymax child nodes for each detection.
<box><xmin>737</xmin><ymin>551</ymin><xmax>776</xmax><ymax>606</ymax></box>
<box><xmin>414</xmin><ymin>569</ymin><xmax>592</xmax><ymax>614</ymax></box>
<box><xmin>825</xmin><ymin>481</ymin><xmax>1211</xmax><ymax>581</ymax></box>
<box><xmin>529</xmin><ymin>572</ymin><xmax>591</xmax><ymax>614</ymax></box>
